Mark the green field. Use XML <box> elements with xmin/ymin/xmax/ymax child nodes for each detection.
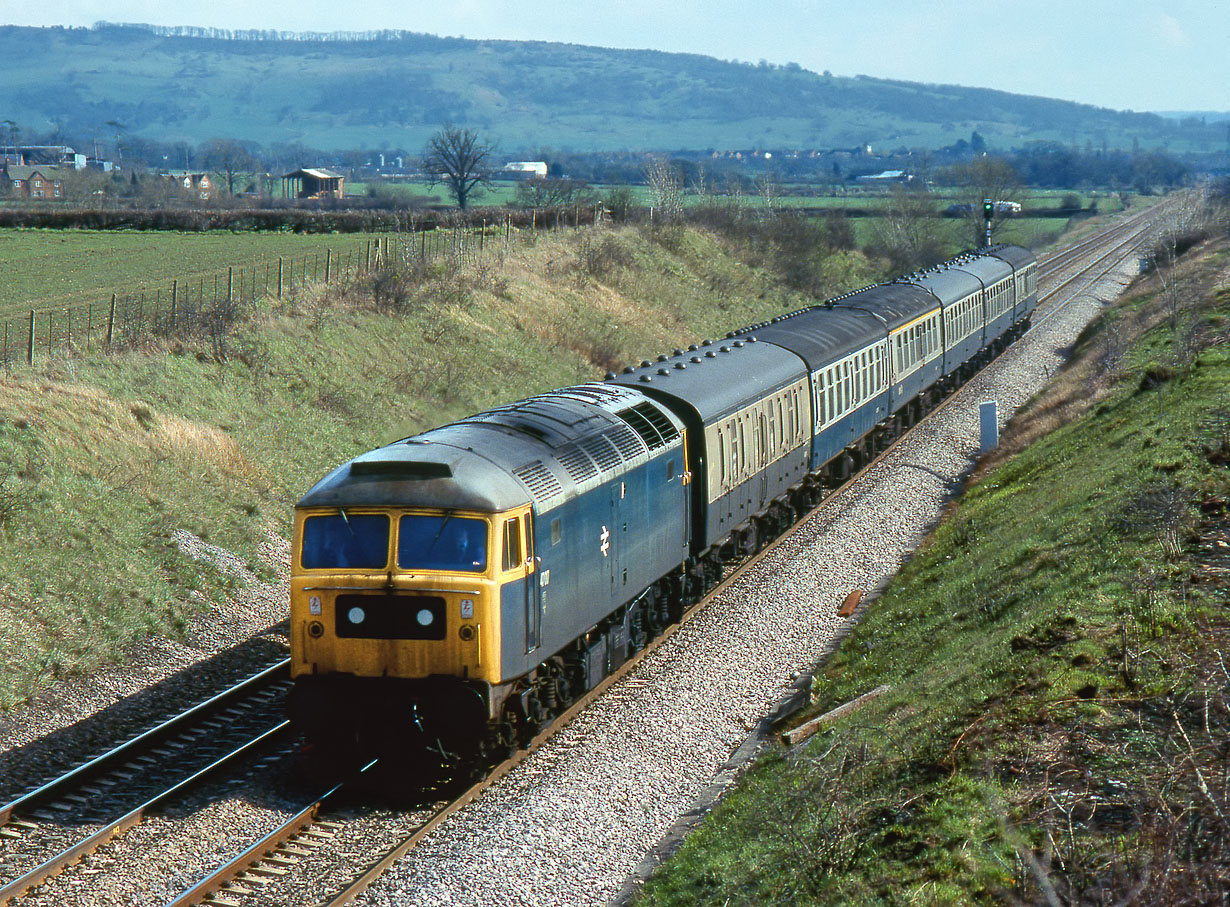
<box><xmin>0</xmin><ymin>230</ymin><xmax>405</xmax><ymax>319</ymax></box>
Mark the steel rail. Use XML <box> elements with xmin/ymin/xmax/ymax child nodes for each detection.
<box><xmin>0</xmin><ymin>658</ymin><xmax>290</xmax><ymax>828</ymax></box>
<box><xmin>0</xmin><ymin>722</ymin><xmax>292</xmax><ymax>906</ymax></box>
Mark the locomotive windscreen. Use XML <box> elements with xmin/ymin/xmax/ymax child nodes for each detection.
<box><xmin>397</xmin><ymin>514</ymin><xmax>488</xmax><ymax>572</ymax></box>
<box><xmin>301</xmin><ymin>513</ymin><xmax>389</xmax><ymax>569</ymax></box>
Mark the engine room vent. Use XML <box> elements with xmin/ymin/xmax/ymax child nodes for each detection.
<box><xmin>616</xmin><ymin>403</ymin><xmax>679</xmax><ymax>451</ymax></box>
<box><xmin>557</xmin><ymin>444</ymin><xmax>599</xmax><ymax>484</ymax></box>
<box><xmin>581</xmin><ymin>435</ymin><xmax>621</xmax><ymax>472</ymax></box>
<box><xmin>608</xmin><ymin>424</ymin><xmax>645</xmax><ymax>461</ymax></box>
<box><xmin>513</xmin><ymin>460</ymin><xmax>564</xmax><ymax>503</ymax></box>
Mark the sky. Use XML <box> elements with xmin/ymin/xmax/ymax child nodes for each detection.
<box><xmin>2</xmin><ymin>0</ymin><xmax>1228</xmax><ymax>114</ymax></box>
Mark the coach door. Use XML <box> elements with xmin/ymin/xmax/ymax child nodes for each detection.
<box><xmin>756</xmin><ymin>412</ymin><xmax>769</xmax><ymax>508</ymax></box>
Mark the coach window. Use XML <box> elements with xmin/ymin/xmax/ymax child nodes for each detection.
<box><xmin>718</xmin><ymin>432</ymin><xmax>726</xmax><ymax>485</ymax></box>
<box><xmin>551</xmin><ymin>518</ymin><xmax>562</xmax><ymax>546</ymax></box>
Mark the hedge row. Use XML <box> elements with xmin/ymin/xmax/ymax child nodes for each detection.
<box><xmin>0</xmin><ymin>204</ymin><xmax>604</xmax><ymax>233</ymax></box>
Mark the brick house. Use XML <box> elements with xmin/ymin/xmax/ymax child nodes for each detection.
<box><xmin>3</xmin><ymin>164</ymin><xmax>65</xmax><ymax>199</ymax></box>
<box><xmin>163</xmin><ymin>171</ymin><xmax>214</xmax><ymax>200</ymax></box>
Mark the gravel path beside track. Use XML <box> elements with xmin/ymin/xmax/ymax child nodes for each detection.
<box><xmin>356</xmin><ymin>259</ymin><xmax>1141</xmax><ymax>907</ymax></box>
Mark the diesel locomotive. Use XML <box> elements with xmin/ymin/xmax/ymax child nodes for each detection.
<box><xmin>287</xmin><ymin>243</ymin><xmax>1038</xmax><ymax>769</ymax></box>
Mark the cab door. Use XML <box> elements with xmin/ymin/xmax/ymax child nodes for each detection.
<box><xmin>500</xmin><ymin>510</ymin><xmax>539</xmax><ymax>654</ymax></box>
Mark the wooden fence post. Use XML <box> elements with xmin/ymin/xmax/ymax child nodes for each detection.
<box><xmin>46</xmin><ymin>312</ymin><xmax>51</xmax><ymax>359</ymax></box>
<box><xmin>325</xmin><ymin>248</ymin><xmax>331</xmax><ymax>283</ymax></box>
<box><xmin>171</xmin><ymin>280</ymin><xmax>178</xmax><ymax>332</ymax></box>
<box><xmin>278</xmin><ymin>258</ymin><xmax>284</xmax><ymax>298</ymax></box>
<box><xmin>28</xmin><ymin>310</ymin><xmax>35</xmax><ymax>365</ymax></box>
<box><xmin>227</xmin><ymin>267</ymin><xmax>233</xmax><ymax>307</ymax></box>
<box><xmin>85</xmin><ymin>305</ymin><xmax>92</xmax><ymax>352</ymax></box>
<box><xmin>106</xmin><ymin>294</ymin><xmax>116</xmax><ymax>348</ymax></box>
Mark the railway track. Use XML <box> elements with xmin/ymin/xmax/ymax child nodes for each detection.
<box><xmin>1037</xmin><ymin>203</ymin><xmax>1157</xmax><ymax>281</ymax></box>
<box><xmin>0</xmin><ymin>210</ymin><xmax>1163</xmax><ymax>907</ymax></box>
<box><xmin>153</xmin><ymin>210</ymin><xmax>1166</xmax><ymax>907</ymax></box>
<box><xmin>0</xmin><ymin>660</ymin><xmax>292</xmax><ymax>905</ymax></box>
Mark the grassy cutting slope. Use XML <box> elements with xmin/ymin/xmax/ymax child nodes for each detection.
<box><xmin>637</xmin><ymin>237</ymin><xmax>1230</xmax><ymax>903</ymax></box>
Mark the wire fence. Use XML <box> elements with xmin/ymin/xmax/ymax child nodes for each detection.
<box><xmin>0</xmin><ymin>214</ymin><xmax>553</xmax><ymax>370</ymax></box>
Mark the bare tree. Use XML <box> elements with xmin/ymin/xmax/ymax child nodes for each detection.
<box><xmin>514</xmin><ymin>176</ymin><xmax>594</xmax><ymax>210</ymax></box>
<box><xmin>198</xmin><ymin>138</ymin><xmax>260</xmax><ymax>195</ymax></box>
<box><xmin>1</xmin><ymin>120</ymin><xmax>18</xmax><ymax>159</ymax></box>
<box><xmin>945</xmin><ymin>157</ymin><xmax>1023</xmax><ymax>248</ymax></box>
<box><xmin>423</xmin><ymin>125</ymin><xmax>494</xmax><ymax>211</ymax></box>
<box><xmin>644</xmin><ymin>157</ymin><xmax>683</xmax><ymax>223</ymax></box>
<box><xmin>871</xmin><ymin>185</ymin><xmax>945</xmax><ymax>273</ymax></box>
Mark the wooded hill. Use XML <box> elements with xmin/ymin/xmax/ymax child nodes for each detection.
<box><xmin>0</xmin><ymin>22</ymin><xmax>1222</xmax><ymax>154</ymax></box>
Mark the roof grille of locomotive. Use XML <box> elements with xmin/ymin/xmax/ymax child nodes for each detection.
<box><xmin>513</xmin><ymin>460</ymin><xmax>564</xmax><ymax>503</ymax></box>
<box><xmin>557</xmin><ymin>443</ymin><xmax>599</xmax><ymax>483</ymax></box>
<box><xmin>616</xmin><ymin>402</ymin><xmax>679</xmax><ymax>450</ymax></box>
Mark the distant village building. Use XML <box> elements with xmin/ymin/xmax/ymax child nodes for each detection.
<box><xmin>162</xmin><ymin>171</ymin><xmax>214</xmax><ymax>200</ymax></box>
<box><xmin>497</xmin><ymin>161</ymin><xmax>548</xmax><ymax>180</ymax></box>
<box><xmin>856</xmin><ymin>169</ymin><xmax>911</xmax><ymax>183</ymax></box>
<box><xmin>2</xmin><ymin>164</ymin><xmax>65</xmax><ymax>199</ymax></box>
<box><xmin>15</xmin><ymin>145</ymin><xmax>88</xmax><ymax>170</ymax></box>
<box><xmin>282</xmin><ymin>168</ymin><xmax>345</xmax><ymax>200</ymax></box>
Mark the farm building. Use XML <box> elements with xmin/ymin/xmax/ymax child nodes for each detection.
<box><xmin>282</xmin><ymin>168</ymin><xmax>345</xmax><ymax>200</ymax></box>
<box><xmin>856</xmin><ymin>169</ymin><xmax>912</xmax><ymax>183</ymax></box>
<box><xmin>497</xmin><ymin>161</ymin><xmax>548</xmax><ymax>180</ymax></box>
<box><xmin>2</xmin><ymin>164</ymin><xmax>65</xmax><ymax>199</ymax></box>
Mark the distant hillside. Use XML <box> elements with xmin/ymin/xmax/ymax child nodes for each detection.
<box><xmin>0</xmin><ymin>22</ymin><xmax>1220</xmax><ymax>153</ymax></box>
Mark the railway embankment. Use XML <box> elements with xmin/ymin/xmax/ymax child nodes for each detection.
<box><xmin>636</xmin><ymin>231</ymin><xmax>1230</xmax><ymax>901</ymax></box>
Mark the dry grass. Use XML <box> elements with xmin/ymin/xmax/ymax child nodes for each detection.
<box><xmin>1</xmin><ymin>373</ymin><xmax>250</xmax><ymax>482</ymax></box>
<box><xmin>977</xmin><ymin>232</ymin><xmax>1230</xmax><ymax>481</ymax></box>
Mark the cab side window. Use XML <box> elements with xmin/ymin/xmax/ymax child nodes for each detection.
<box><xmin>502</xmin><ymin>517</ymin><xmax>523</xmax><ymax>571</ymax></box>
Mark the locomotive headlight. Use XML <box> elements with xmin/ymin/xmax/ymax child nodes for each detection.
<box><xmin>416</xmin><ymin>608</ymin><xmax>434</xmax><ymax>627</ymax></box>
<box><xmin>307</xmin><ymin>620</ymin><xmax>325</xmax><ymax>638</ymax></box>
<box><xmin>458</xmin><ymin>624</ymin><xmax>477</xmax><ymax>641</ymax></box>
<box><xmin>348</xmin><ymin>606</ymin><xmax>366</xmax><ymax>625</ymax></box>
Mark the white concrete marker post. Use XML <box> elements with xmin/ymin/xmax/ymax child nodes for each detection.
<box><xmin>980</xmin><ymin>400</ymin><xmax>999</xmax><ymax>453</ymax></box>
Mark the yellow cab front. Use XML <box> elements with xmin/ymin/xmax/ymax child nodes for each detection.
<box><xmin>290</xmin><ymin>504</ymin><xmax>533</xmax><ymax>689</ymax></box>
